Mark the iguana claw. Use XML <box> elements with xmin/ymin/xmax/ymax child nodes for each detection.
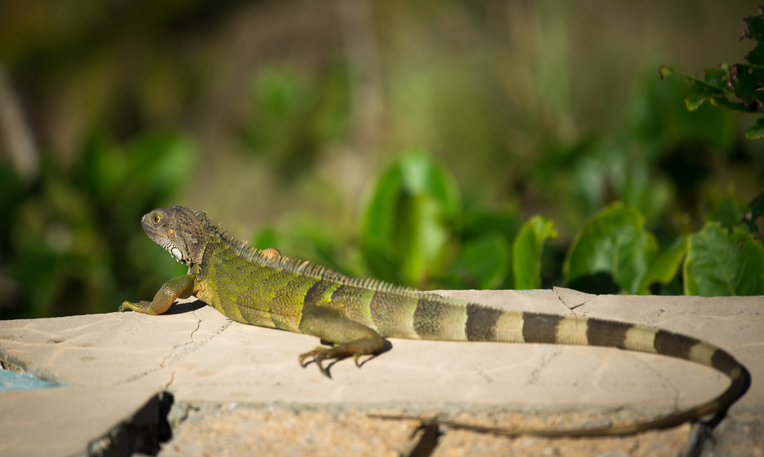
<box><xmin>298</xmin><ymin>345</ymin><xmax>368</xmax><ymax>378</ymax></box>
<box><xmin>119</xmin><ymin>301</ymin><xmax>139</xmax><ymax>313</ymax></box>
<box><xmin>298</xmin><ymin>346</ymin><xmax>334</xmax><ymax>378</ymax></box>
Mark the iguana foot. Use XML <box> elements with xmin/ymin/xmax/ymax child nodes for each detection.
<box><xmin>119</xmin><ymin>300</ymin><xmax>156</xmax><ymax>314</ymax></box>
<box><xmin>298</xmin><ymin>346</ymin><xmax>337</xmax><ymax>377</ymax></box>
<box><xmin>119</xmin><ymin>274</ymin><xmax>200</xmax><ymax>315</ymax></box>
<box><xmin>120</xmin><ymin>300</ymin><xmax>141</xmax><ymax>313</ymax></box>
<box><xmin>298</xmin><ymin>337</ymin><xmax>384</xmax><ymax>378</ymax></box>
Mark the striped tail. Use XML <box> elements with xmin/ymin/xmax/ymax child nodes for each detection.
<box><xmin>391</xmin><ymin>295</ymin><xmax>750</xmax><ymax>436</ymax></box>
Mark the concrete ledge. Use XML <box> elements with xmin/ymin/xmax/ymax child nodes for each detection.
<box><xmin>0</xmin><ymin>288</ymin><xmax>761</xmax><ymax>456</ymax></box>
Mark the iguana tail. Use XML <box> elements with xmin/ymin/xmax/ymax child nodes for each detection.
<box><xmin>382</xmin><ymin>294</ymin><xmax>750</xmax><ymax>436</ymax></box>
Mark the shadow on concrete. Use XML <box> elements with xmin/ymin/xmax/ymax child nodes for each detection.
<box><xmin>164</xmin><ymin>300</ymin><xmax>208</xmax><ymax>315</ymax></box>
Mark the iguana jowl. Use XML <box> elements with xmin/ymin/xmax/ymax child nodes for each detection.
<box><xmin>121</xmin><ymin>206</ymin><xmax>750</xmax><ymax>436</ymax></box>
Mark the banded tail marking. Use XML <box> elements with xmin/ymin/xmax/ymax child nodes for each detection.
<box><xmin>426</xmin><ymin>302</ymin><xmax>750</xmax><ymax>436</ymax></box>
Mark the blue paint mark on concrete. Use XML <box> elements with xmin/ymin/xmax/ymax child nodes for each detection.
<box><xmin>0</xmin><ymin>369</ymin><xmax>60</xmax><ymax>391</ymax></box>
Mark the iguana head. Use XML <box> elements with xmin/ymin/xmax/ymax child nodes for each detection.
<box><xmin>141</xmin><ymin>206</ymin><xmax>209</xmax><ymax>266</ymax></box>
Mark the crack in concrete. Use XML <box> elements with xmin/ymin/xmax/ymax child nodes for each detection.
<box><xmin>158</xmin><ymin>314</ymin><xmax>203</xmax><ymax>370</ymax></box>
<box><xmin>165</xmin><ymin>370</ymin><xmax>177</xmax><ymax>391</ymax></box>
<box><xmin>118</xmin><ymin>313</ymin><xmax>217</xmax><ymax>386</ymax></box>
<box><xmin>552</xmin><ymin>288</ymin><xmax>589</xmax><ymax>315</ymax></box>
<box><xmin>526</xmin><ymin>348</ymin><xmax>561</xmax><ymax>386</ymax></box>
<box><xmin>626</xmin><ymin>352</ymin><xmax>681</xmax><ymax>412</ymax></box>
<box><xmin>158</xmin><ymin>318</ymin><xmax>234</xmax><ymax>390</ymax></box>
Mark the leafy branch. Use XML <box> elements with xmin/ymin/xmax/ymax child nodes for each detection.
<box><xmin>660</xmin><ymin>7</ymin><xmax>764</xmax><ymax>139</ymax></box>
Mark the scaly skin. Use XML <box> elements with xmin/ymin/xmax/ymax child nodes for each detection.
<box><xmin>121</xmin><ymin>206</ymin><xmax>750</xmax><ymax>436</ymax></box>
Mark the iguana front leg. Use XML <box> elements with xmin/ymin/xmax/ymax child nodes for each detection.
<box><xmin>120</xmin><ymin>274</ymin><xmax>202</xmax><ymax>315</ymax></box>
<box><xmin>297</xmin><ymin>306</ymin><xmax>385</xmax><ymax>377</ymax></box>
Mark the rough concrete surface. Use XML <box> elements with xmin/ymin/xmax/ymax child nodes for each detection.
<box><xmin>432</xmin><ymin>424</ymin><xmax>694</xmax><ymax>457</ymax></box>
<box><xmin>0</xmin><ymin>288</ymin><xmax>761</xmax><ymax>457</ymax></box>
<box><xmin>159</xmin><ymin>408</ymin><xmax>424</xmax><ymax>457</ymax></box>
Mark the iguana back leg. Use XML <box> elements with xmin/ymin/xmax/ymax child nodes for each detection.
<box><xmin>120</xmin><ymin>274</ymin><xmax>202</xmax><ymax>315</ymax></box>
<box><xmin>298</xmin><ymin>306</ymin><xmax>385</xmax><ymax>377</ymax></box>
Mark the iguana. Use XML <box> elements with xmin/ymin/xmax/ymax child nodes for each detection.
<box><xmin>120</xmin><ymin>206</ymin><xmax>750</xmax><ymax>436</ymax></box>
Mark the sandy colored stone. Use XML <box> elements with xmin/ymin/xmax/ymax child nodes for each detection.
<box><xmin>0</xmin><ymin>292</ymin><xmax>738</xmax><ymax>411</ymax></box>
<box><xmin>158</xmin><ymin>408</ymin><xmax>422</xmax><ymax>457</ymax></box>
<box><xmin>433</xmin><ymin>424</ymin><xmax>693</xmax><ymax>457</ymax></box>
<box><xmin>0</xmin><ymin>289</ymin><xmax>761</xmax><ymax>457</ymax></box>
<box><xmin>0</xmin><ymin>385</ymin><xmax>160</xmax><ymax>457</ymax></box>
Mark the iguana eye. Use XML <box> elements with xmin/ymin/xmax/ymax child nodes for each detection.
<box><xmin>151</xmin><ymin>213</ymin><xmax>163</xmax><ymax>225</ymax></box>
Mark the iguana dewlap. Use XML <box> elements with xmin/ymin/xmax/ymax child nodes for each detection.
<box><xmin>121</xmin><ymin>206</ymin><xmax>750</xmax><ymax>436</ymax></box>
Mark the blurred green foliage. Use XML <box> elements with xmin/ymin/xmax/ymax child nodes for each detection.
<box><xmin>564</xmin><ymin>203</ymin><xmax>658</xmax><ymax>295</ymax></box>
<box><xmin>360</xmin><ymin>153</ymin><xmax>460</xmax><ymax>286</ymax></box>
<box><xmin>684</xmin><ymin>222</ymin><xmax>764</xmax><ymax>296</ymax></box>
<box><xmin>0</xmin><ymin>132</ymin><xmax>194</xmax><ymax>319</ymax></box>
<box><xmin>512</xmin><ymin>216</ymin><xmax>557</xmax><ymax>290</ymax></box>
<box><xmin>1</xmin><ymin>1</ymin><xmax>763</xmax><ymax>319</ymax></box>
<box><xmin>239</xmin><ymin>65</ymin><xmax>351</xmax><ymax>178</ymax></box>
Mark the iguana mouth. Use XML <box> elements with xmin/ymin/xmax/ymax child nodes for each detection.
<box><xmin>156</xmin><ymin>240</ymin><xmax>185</xmax><ymax>263</ymax></box>
<box><xmin>140</xmin><ymin>213</ymin><xmax>187</xmax><ymax>264</ymax></box>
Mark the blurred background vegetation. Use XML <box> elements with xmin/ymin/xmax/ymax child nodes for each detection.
<box><xmin>0</xmin><ymin>0</ymin><xmax>762</xmax><ymax>319</ymax></box>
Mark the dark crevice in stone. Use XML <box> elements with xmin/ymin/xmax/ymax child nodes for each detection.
<box><xmin>404</xmin><ymin>422</ymin><xmax>441</xmax><ymax>457</ymax></box>
<box><xmin>87</xmin><ymin>391</ymin><xmax>174</xmax><ymax>457</ymax></box>
<box><xmin>683</xmin><ymin>423</ymin><xmax>708</xmax><ymax>457</ymax></box>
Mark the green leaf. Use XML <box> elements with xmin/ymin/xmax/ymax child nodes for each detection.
<box><xmin>745</xmin><ymin>118</ymin><xmax>764</xmax><ymax>139</ymax></box>
<box><xmin>703</xmin><ymin>66</ymin><xmax>730</xmax><ymax>90</ymax></box>
<box><xmin>451</xmin><ymin>234</ymin><xmax>510</xmax><ymax>289</ymax></box>
<box><xmin>684</xmin><ymin>222</ymin><xmax>764</xmax><ymax>296</ymax></box>
<box><xmin>659</xmin><ymin>64</ymin><xmax>749</xmax><ymax>113</ymax></box>
<box><xmin>660</xmin><ymin>64</ymin><xmax>731</xmax><ymax>95</ymax></box>
<box><xmin>639</xmin><ymin>236</ymin><xmax>688</xmax><ymax>293</ymax></box>
<box><xmin>513</xmin><ymin>216</ymin><xmax>557</xmax><ymax>290</ymax></box>
<box><xmin>709</xmin><ymin>194</ymin><xmax>745</xmax><ymax>229</ymax></box>
<box><xmin>563</xmin><ymin>202</ymin><xmax>658</xmax><ymax>294</ymax></box>
<box><xmin>360</xmin><ymin>153</ymin><xmax>460</xmax><ymax>286</ymax></box>
<box><xmin>395</xmin><ymin>193</ymin><xmax>450</xmax><ymax>285</ymax></box>
<box><xmin>743</xmin><ymin>12</ymin><xmax>764</xmax><ymax>65</ymax></box>
<box><xmin>461</xmin><ymin>208</ymin><xmax>521</xmax><ymax>288</ymax></box>
<box><xmin>684</xmin><ymin>95</ymin><xmax>706</xmax><ymax>111</ymax></box>
<box><xmin>729</xmin><ymin>64</ymin><xmax>764</xmax><ymax>110</ymax></box>
<box><xmin>658</xmin><ymin>65</ymin><xmax>674</xmax><ymax>79</ymax></box>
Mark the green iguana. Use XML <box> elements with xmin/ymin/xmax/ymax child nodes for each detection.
<box><xmin>121</xmin><ymin>206</ymin><xmax>750</xmax><ymax>436</ymax></box>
